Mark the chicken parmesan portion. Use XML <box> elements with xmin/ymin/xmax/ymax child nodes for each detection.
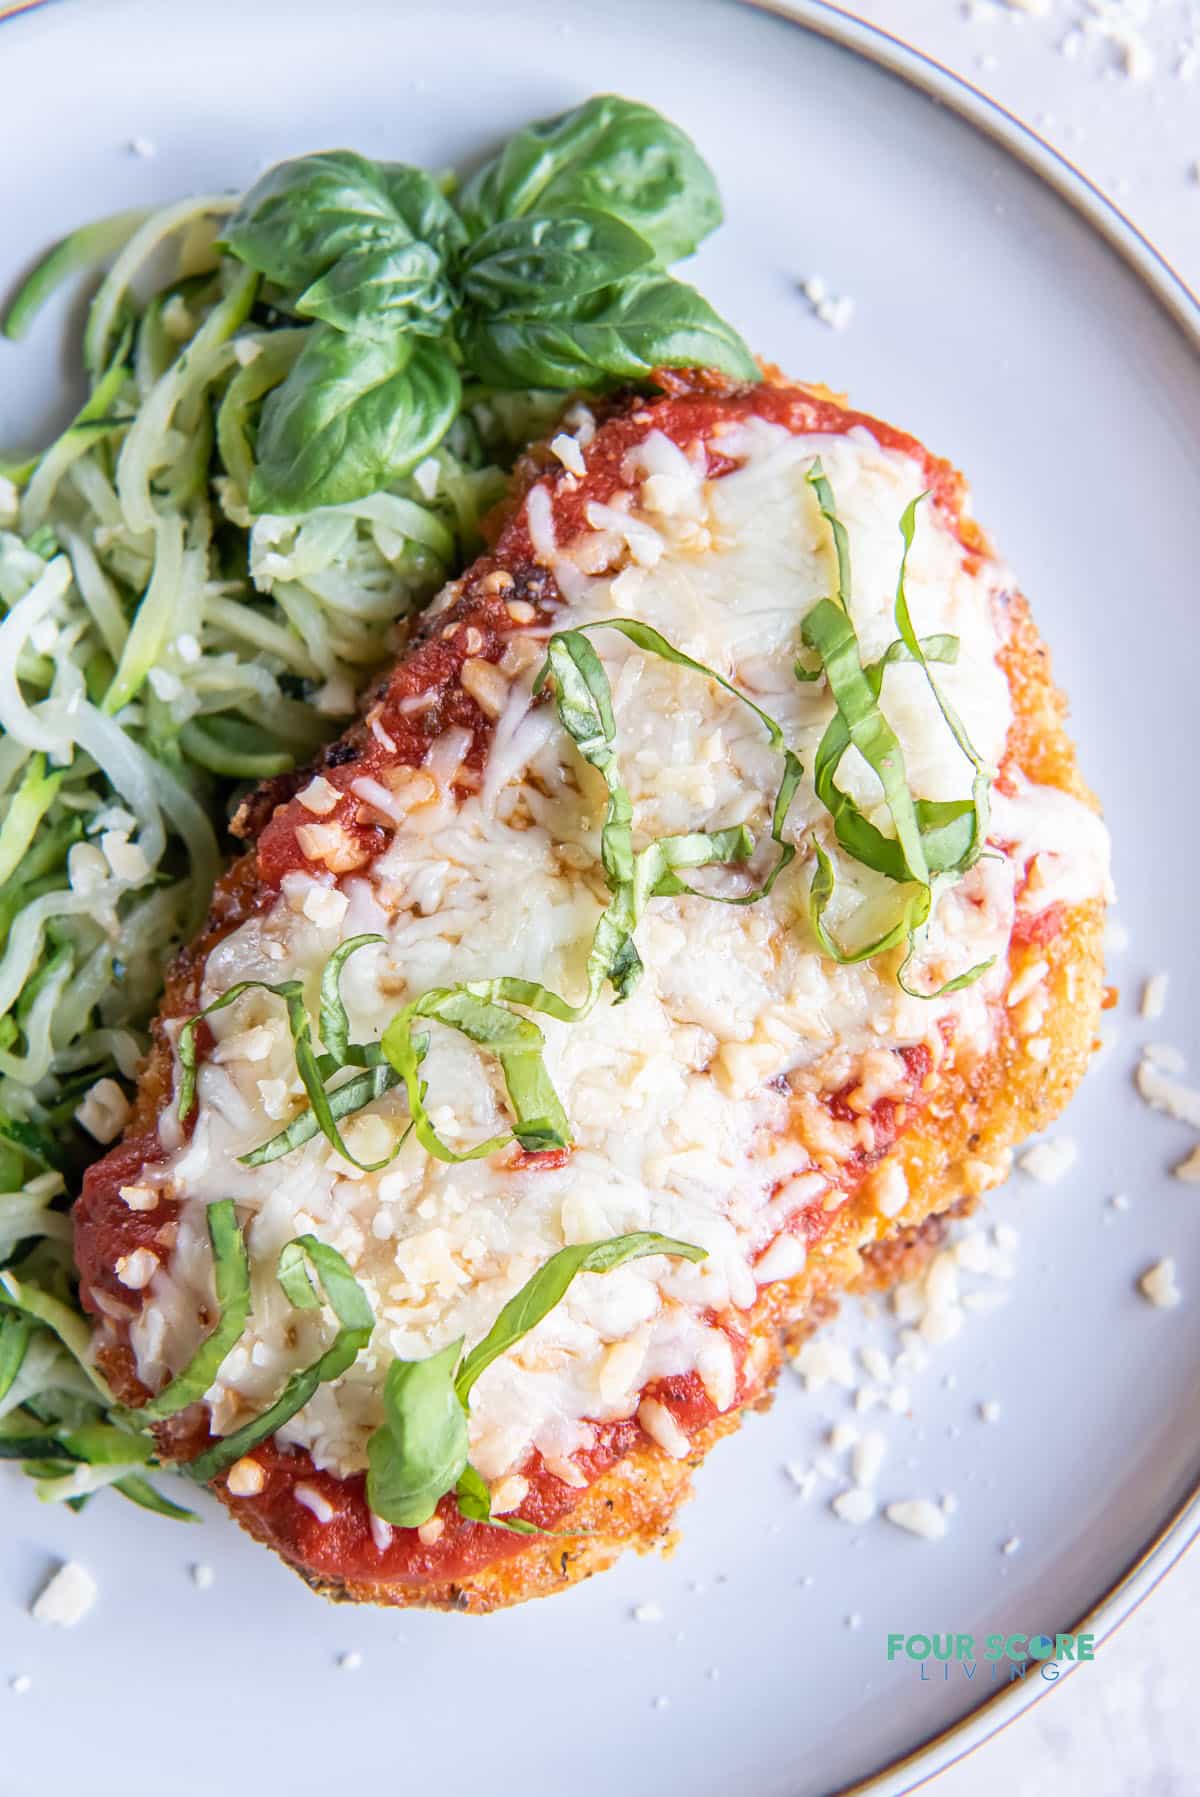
<box><xmin>75</xmin><ymin>379</ymin><xmax>1110</xmax><ymax>1608</ymax></box>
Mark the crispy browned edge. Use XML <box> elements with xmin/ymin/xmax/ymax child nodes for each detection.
<box><xmin>232</xmin><ymin>494</ymin><xmax>1105</xmax><ymax>1615</ymax></box>
<box><xmin>100</xmin><ymin>384</ymin><xmax>1105</xmax><ymax>1612</ymax></box>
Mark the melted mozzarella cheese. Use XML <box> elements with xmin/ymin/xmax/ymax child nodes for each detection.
<box><xmin>130</xmin><ymin>415</ymin><xmax>1109</xmax><ymax>1489</ymax></box>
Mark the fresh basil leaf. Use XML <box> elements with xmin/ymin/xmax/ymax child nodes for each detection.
<box><xmin>365</xmin><ymin>1337</ymin><xmax>468</xmax><ymax>1528</ymax></box>
<box><xmin>455</xmin><ymin>1232</ymin><xmax>707</xmax><ymax>1401</ymax></box>
<box><xmin>134</xmin><ymin>1200</ymin><xmax>250</xmax><ymax>1422</ymax></box>
<box><xmin>461</xmin><ymin>210</ymin><xmax>655</xmax><ymax>315</ymax></box>
<box><xmin>249</xmin><ymin>328</ymin><xmax>461</xmax><ymax>514</ymax></box>
<box><xmin>461</xmin><ymin>270</ymin><xmax>759</xmax><ymax>389</ymax></box>
<box><xmin>365</xmin><ymin>1231</ymin><xmax>704</xmax><ymax>1531</ymax></box>
<box><xmin>454</xmin><ymin>1462</ymin><xmax>543</xmax><ymax>1535</ymax></box>
<box><xmin>458</xmin><ymin>95</ymin><xmax>721</xmax><ymax>265</ymax></box>
<box><xmin>185</xmin><ymin>1236</ymin><xmax>373</xmax><ymax>1484</ymax></box>
<box><xmin>381</xmin><ymin>987</ymin><xmax>571</xmax><ymax>1164</ymax></box>
<box><xmin>221</xmin><ymin>152</ymin><xmax>466</xmax><ymax>297</ymax></box>
<box><xmin>296</xmin><ymin>240</ymin><xmax>454</xmax><ymax>341</ymax></box>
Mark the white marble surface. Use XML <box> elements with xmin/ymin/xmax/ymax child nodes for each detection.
<box><xmin>839</xmin><ymin>12</ymin><xmax>1200</xmax><ymax>1789</ymax></box>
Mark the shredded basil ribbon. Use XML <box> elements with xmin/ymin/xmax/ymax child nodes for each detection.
<box><xmin>204</xmin><ymin>623</ymin><xmax>798</xmax><ymax>1171</ymax></box>
<box><xmin>184</xmin><ymin>1234</ymin><xmax>373</xmax><ymax>1485</ymax></box>
<box><xmin>365</xmin><ymin>1231</ymin><xmax>707</xmax><ymax>1531</ymax></box>
<box><xmin>132</xmin><ymin>1200</ymin><xmax>250</xmax><ymax>1422</ymax></box>
<box><xmin>800</xmin><ymin>464</ymin><xmax>993</xmax><ymax>993</ymax></box>
<box><xmin>177</xmin><ymin>936</ymin><xmax>409</xmax><ymax>1173</ymax></box>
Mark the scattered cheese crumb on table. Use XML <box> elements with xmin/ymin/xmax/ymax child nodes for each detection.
<box><xmin>885</xmin><ymin>1499</ymin><xmax>949</xmax><ymax>1541</ymax></box>
<box><xmin>31</xmin><ymin>1562</ymin><xmax>98</xmax><ymax>1628</ymax></box>
<box><xmin>1139</xmin><ymin>1258</ymin><xmax>1182</xmax><ymax>1308</ymax></box>
<box><xmin>1018</xmin><ymin>1136</ymin><xmax>1078</xmax><ymax>1183</ymax></box>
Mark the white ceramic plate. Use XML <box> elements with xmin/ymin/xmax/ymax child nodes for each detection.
<box><xmin>2</xmin><ymin>3</ymin><xmax>1198</xmax><ymax>1792</ymax></box>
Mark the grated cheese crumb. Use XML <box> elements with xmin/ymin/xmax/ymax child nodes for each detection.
<box><xmin>302</xmin><ymin>883</ymin><xmax>350</xmax><ymax>930</ymax></box>
<box><xmin>633</xmin><ymin>1600</ymin><xmax>664</xmax><ymax>1623</ymax></box>
<box><xmin>1139</xmin><ymin>1259</ymin><xmax>1181</xmax><ymax>1309</ymax></box>
<box><xmin>784</xmin><ymin>1462</ymin><xmax>818</xmax><ymax>1500</ymax></box>
<box><xmin>226</xmin><ymin>1457</ymin><xmax>265</xmax><ymax>1497</ymax></box>
<box><xmin>851</xmin><ymin>1430</ymin><xmax>887</xmax><ymax>1488</ymax></box>
<box><xmin>801</xmin><ymin>275</ymin><xmax>855</xmax><ymax>330</ymax></box>
<box><xmin>295</xmin><ymin>1483</ymin><xmax>336</xmax><ymax>1524</ymax></box>
<box><xmin>31</xmin><ymin>1562</ymin><xmax>98</xmax><ymax>1627</ymax></box>
<box><xmin>1141</xmin><ymin>972</ymin><xmax>1169</xmax><ymax>1020</ymax></box>
<box><xmin>1137</xmin><ymin>1050</ymin><xmax>1200</xmax><ymax>1127</ymax></box>
<box><xmin>793</xmin><ymin>1339</ymin><xmax>856</xmax><ymax>1391</ymax></box>
<box><xmin>337</xmin><ymin>1650</ymin><xmax>363</xmax><ymax>1672</ymax></box>
<box><xmin>885</xmin><ymin>1499</ymin><xmax>948</xmax><ymax>1541</ymax></box>
<box><xmin>297</xmin><ymin>776</ymin><xmax>340</xmax><ymax>816</ymax></box>
<box><xmin>9</xmin><ymin>1674</ymin><xmax>31</xmax><ymax>1695</ymax></box>
<box><xmin>75</xmin><ymin>1077</ymin><xmax>131</xmax><ymax>1145</ymax></box>
<box><xmin>1002</xmin><ymin>1536</ymin><xmax>1022</xmax><ymax>1556</ymax></box>
<box><xmin>828</xmin><ymin>1420</ymin><xmax>859</xmax><ymax>1454</ymax></box>
<box><xmin>550</xmin><ymin>432</ymin><xmax>587</xmax><ymax>477</ymax></box>
<box><xmin>637</xmin><ymin>1396</ymin><xmax>690</xmax><ymax>1459</ymax></box>
<box><xmin>832</xmin><ymin>1487</ymin><xmax>877</xmax><ymax>1524</ymax></box>
<box><xmin>979</xmin><ymin>1400</ymin><xmax>1002</xmax><ymax>1424</ymax></box>
<box><xmin>1018</xmin><ymin>1137</ymin><xmax>1078</xmax><ymax>1184</ymax></box>
<box><xmin>115</xmin><ymin>1247</ymin><xmax>158</xmax><ymax>1290</ymax></box>
<box><xmin>190</xmin><ymin>1563</ymin><xmax>214</xmax><ymax>1590</ymax></box>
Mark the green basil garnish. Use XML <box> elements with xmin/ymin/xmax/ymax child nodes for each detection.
<box><xmin>460</xmin><ymin>271</ymin><xmax>758</xmax><ymax>390</ymax></box>
<box><xmin>220</xmin><ymin>152</ymin><xmax>467</xmax><ymax>300</ymax></box>
<box><xmin>184</xmin><ymin>1234</ymin><xmax>373</xmax><ymax>1485</ymax></box>
<box><xmin>177</xmin><ymin>942</ymin><xmax>406</xmax><ymax>1173</ymax></box>
<box><xmin>380</xmin><ymin>987</ymin><xmax>571</xmax><ymax>1163</ymax></box>
<box><xmin>213</xmin><ymin>104</ymin><xmax>751</xmax><ymax>512</ymax></box>
<box><xmin>460</xmin><ymin>210</ymin><xmax>657</xmax><ymax>316</ymax></box>
<box><xmin>365</xmin><ymin>1231</ymin><xmax>706</xmax><ymax>1530</ymax></box>
<box><xmin>133</xmin><ymin>1200</ymin><xmax>250</xmax><ymax>1422</ymax></box>
<box><xmin>365</xmin><ymin>1337</ymin><xmax>469</xmax><ymax>1529</ymax></box>
<box><xmin>798</xmin><ymin>464</ymin><xmax>994</xmax><ymax>991</ymax></box>
<box><xmin>249</xmin><ymin>328</ymin><xmax>462</xmax><ymax>514</ymax></box>
<box><xmin>457</xmin><ymin>94</ymin><xmax>722</xmax><ymax>266</ymax></box>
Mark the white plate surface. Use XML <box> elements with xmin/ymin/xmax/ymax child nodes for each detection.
<box><xmin>1</xmin><ymin>3</ymin><xmax>1198</xmax><ymax>1793</ymax></box>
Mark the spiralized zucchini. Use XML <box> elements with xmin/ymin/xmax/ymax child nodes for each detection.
<box><xmin>0</xmin><ymin>192</ymin><xmax>563</xmax><ymax>1514</ymax></box>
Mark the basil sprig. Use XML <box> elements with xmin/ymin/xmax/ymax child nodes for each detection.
<box><xmin>185</xmin><ymin>1234</ymin><xmax>373</xmax><ymax>1484</ymax></box>
<box><xmin>218</xmin><ymin>97</ymin><xmax>756</xmax><ymax>513</ymax></box>
<box><xmin>798</xmin><ymin>464</ymin><xmax>994</xmax><ymax>991</ymax></box>
<box><xmin>457</xmin><ymin>94</ymin><xmax>722</xmax><ymax>264</ymax></box>
<box><xmin>365</xmin><ymin>1231</ymin><xmax>706</xmax><ymax>1531</ymax></box>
